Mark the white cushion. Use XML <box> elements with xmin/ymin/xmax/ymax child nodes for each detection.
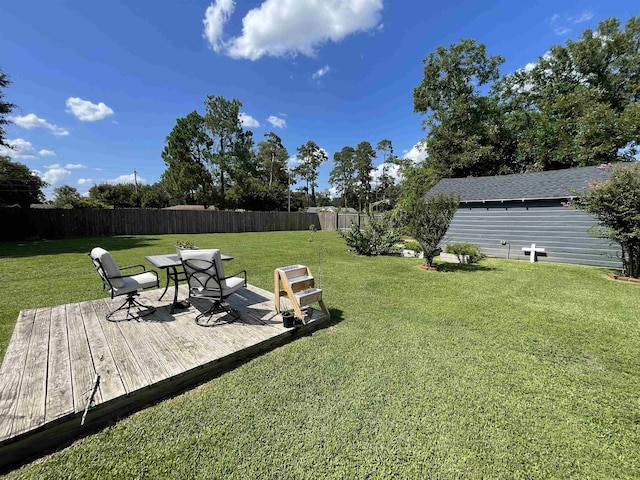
<box><xmin>90</xmin><ymin>247</ymin><xmax>124</xmax><ymax>288</ymax></box>
<box><xmin>113</xmin><ymin>272</ymin><xmax>158</xmax><ymax>295</ymax></box>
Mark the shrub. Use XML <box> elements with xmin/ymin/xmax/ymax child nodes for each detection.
<box><xmin>445</xmin><ymin>243</ymin><xmax>483</xmax><ymax>263</ymax></box>
<box><xmin>393</xmin><ymin>192</ymin><xmax>460</xmax><ymax>267</ymax></box>
<box><xmin>570</xmin><ymin>163</ymin><xmax>640</xmax><ymax>278</ymax></box>
<box><xmin>403</xmin><ymin>240</ymin><xmax>423</xmax><ymax>254</ymax></box>
<box><xmin>340</xmin><ymin>213</ymin><xmax>401</xmax><ymax>256</ymax></box>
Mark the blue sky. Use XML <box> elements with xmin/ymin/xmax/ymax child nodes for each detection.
<box><xmin>0</xmin><ymin>1</ymin><xmax>636</xmax><ymax>199</ymax></box>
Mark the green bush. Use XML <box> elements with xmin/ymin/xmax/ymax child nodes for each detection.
<box><xmin>340</xmin><ymin>213</ymin><xmax>401</xmax><ymax>256</ymax></box>
<box><xmin>571</xmin><ymin>163</ymin><xmax>640</xmax><ymax>278</ymax></box>
<box><xmin>445</xmin><ymin>243</ymin><xmax>483</xmax><ymax>263</ymax></box>
<box><xmin>393</xmin><ymin>192</ymin><xmax>460</xmax><ymax>267</ymax></box>
<box><xmin>403</xmin><ymin>240</ymin><xmax>423</xmax><ymax>253</ymax></box>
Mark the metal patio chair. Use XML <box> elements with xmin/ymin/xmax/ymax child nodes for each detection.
<box><xmin>89</xmin><ymin>247</ymin><xmax>159</xmax><ymax>321</ymax></box>
<box><xmin>181</xmin><ymin>249</ymin><xmax>247</xmax><ymax>326</ymax></box>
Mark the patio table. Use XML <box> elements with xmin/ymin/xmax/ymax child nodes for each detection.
<box><xmin>145</xmin><ymin>252</ymin><xmax>233</xmax><ymax>314</ymax></box>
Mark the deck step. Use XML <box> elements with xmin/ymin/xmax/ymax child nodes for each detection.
<box><xmin>294</xmin><ymin>288</ymin><xmax>323</xmax><ymax>306</ymax></box>
<box><xmin>288</xmin><ymin>275</ymin><xmax>314</xmax><ymax>285</ymax></box>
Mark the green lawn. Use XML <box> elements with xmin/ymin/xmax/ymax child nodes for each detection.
<box><xmin>1</xmin><ymin>231</ymin><xmax>639</xmax><ymax>479</ymax></box>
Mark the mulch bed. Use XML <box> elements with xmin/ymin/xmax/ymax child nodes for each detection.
<box><xmin>607</xmin><ymin>273</ymin><xmax>640</xmax><ymax>283</ymax></box>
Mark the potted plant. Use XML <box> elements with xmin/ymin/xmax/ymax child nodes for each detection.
<box><xmin>175</xmin><ymin>240</ymin><xmax>198</xmax><ymax>255</ymax></box>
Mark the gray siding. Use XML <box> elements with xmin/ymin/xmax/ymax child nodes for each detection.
<box><xmin>444</xmin><ymin>200</ymin><xmax>621</xmax><ymax>268</ymax></box>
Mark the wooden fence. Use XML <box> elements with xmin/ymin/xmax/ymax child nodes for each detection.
<box><xmin>0</xmin><ymin>209</ymin><xmax>322</xmax><ymax>241</ymax></box>
<box><xmin>0</xmin><ymin>209</ymin><xmax>385</xmax><ymax>241</ymax></box>
<box><xmin>317</xmin><ymin>212</ymin><xmax>383</xmax><ymax>231</ymax></box>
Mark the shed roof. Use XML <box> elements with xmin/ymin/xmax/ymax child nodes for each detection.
<box><xmin>424</xmin><ymin>165</ymin><xmax>612</xmax><ymax>203</ymax></box>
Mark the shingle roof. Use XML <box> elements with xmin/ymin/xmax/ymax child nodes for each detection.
<box><xmin>424</xmin><ymin>165</ymin><xmax>613</xmax><ymax>202</ymax></box>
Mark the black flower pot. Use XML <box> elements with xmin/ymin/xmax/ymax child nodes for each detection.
<box><xmin>282</xmin><ymin>311</ymin><xmax>295</xmax><ymax>328</ymax></box>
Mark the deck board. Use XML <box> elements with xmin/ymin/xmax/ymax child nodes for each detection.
<box><xmin>44</xmin><ymin>305</ymin><xmax>73</xmax><ymax>423</ymax></box>
<box><xmin>0</xmin><ymin>310</ymin><xmax>36</xmax><ymax>440</ymax></box>
<box><xmin>79</xmin><ymin>300</ymin><xmax>126</xmax><ymax>404</ymax></box>
<box><xmin>66</xmin><ymin>302</ymin><xmax>102</xmax><ymax>413</ymax></box>
<box><xmin>11</xmin><ymin>308</ymin><xmax>51</xmax><ymax>438</ymax></box>
<box><xmin>91</xmin><ymin>299</ymin><xmax>151</xmax><ymax>393</ymax></box>
<box><xmin>0</xmin><ymin>283</ymin><xmax>330</xmax><ymax>470</ymax></box>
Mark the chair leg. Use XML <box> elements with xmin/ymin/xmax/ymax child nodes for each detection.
<box><xmin>106</xmin><ymin>293</ymin><xmax>156</xmax><ymax>322</ymax></box>
<box><xmin>195</xmin><ymin>299</ymin><xmax>240</xmax><ymax>326</ymax></box>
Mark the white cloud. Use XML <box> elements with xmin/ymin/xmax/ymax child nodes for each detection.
<box><xmin>403</xmin><ymin>142</ymin><xmax>428</xmax><ymax>163</ymax></box>
<box><xmin>554</xmin><ymin>26</ymin><xmax>571</xmax><ymax>36</ymax></box>
<box><xmin>77</xmin><ymin>178</ymin><xmax>93</xmax><ymax>185</ymax></box>
<box><xmin>202</xmin><ymin>0</ymin><xmax>236</xmax><ymax>52</ymax></box>
<box><xmin>287</xmin><ymin>155</ymin><xmax>301</xmax><ymax>168</ymax></box>
<box><xmin>312</xmin><ymin>65</ymin><xmax>331</xmax><ymax>79</ymax></box>
<box><xmin>107</xmin><ymin>174</ymin><xmax>148</xmax><ymax>185</ymax></box>
<box><xmin>239</xmin><ymin>112</ymin><xmax>260</xmax><ymax>128</ymax></box>
<box><xmin>204</xmin><ymin>0</ymin><xmax>383</xmax><ymax>60</ymax></box>
<box><xmin>0</xmin><ymin>138</ymin><xmax>54</xmax><ymax>159</ymax></box>
<box><xmin>32</xmin><ymin>164</ymin><xmax>71</xmax><ymax>186</ymax></box>
<box><xmin>65</xmin><ymin>163</ymin><xmax>86</xmax><ymax>169</ymax></box>
<box><xmin>10</xmin><ymin>113</ymin><xmax>69</xmax><ymax>136</ymax></box>
<box><xmin>569</xmin><ymin>11</ymin><xmax>593</xmax><ymax>24</ymax></box>
<box><xmin>549</xmin><ymin>13</ymin><xmax>559</xmax><ymax>24</ymax></box>
<box><xmin>65</xmin><ymin>97</ymin><xmax>114</xmax><ymax>121</ymax></box>
<box><xmin>267</xmin><ymin>115</ymin><xmax>286</xmax><ymax>128</ymax></box>
<box><xmin>370</xmin><ymin>162</ymin><xmax>400</xmax><ymax>184</ymax></box>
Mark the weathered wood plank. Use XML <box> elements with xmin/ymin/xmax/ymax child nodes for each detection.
<box><xmin>0</xmin><ymin>309</ymin><xmax>37</xmax><ymax>440</ymax></box>
<box><xmin>10</xmin><ymin>308</ymin><xmax>52</xmax><ymax>438</ymax></box>
<box><xmin>79</xmin><ymin>301</ymin><xmax>126</xmax><ymax>403</ymax></box>
<box><xmin>127</xmin><ymin>315</ymin><xmax>194</xmax><ymax>379</ymax></box>
<box><xmin>44</xmin><ymin>305</ymin><xmax>74</xmax><ymax>423</ymax></box>
<box><xmin>90</xmin><ymin>301</ymin><xmax>150</xmax><ymax>394</ymax></box>
<box><xmin>153</xmin><ymin>307</ymin><xmax>221</xmax><ymax>367</ymax></box>
<box><xmin>94</xmin><ymin>299</ymin><xmax>172</xmax><ymax>388</ymax></box>
<box><xmin>66</xmin><ymin>303</ymin><xmax>102</xmax><ymax>414</ymax></box>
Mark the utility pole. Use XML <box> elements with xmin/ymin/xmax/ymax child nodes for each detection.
<box><xmin>287</xmin><ymin>168</ymin><xmax>291</xmax><ymax>213</ymax></box>
<box><xmin>133</xmin><ymin>169</ymin><xmax>138</xmax><ymax>192</ymax></box>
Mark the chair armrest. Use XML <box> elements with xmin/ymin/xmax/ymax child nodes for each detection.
<box><xmin>120</xmin><ymin>264</ymin><xmax>148</xmax><ymax>273</ymax></box>
<box><xmin>224</xmin><ymin>270</ymin><xmax>247</xmax><ymax>286</ymax></box>
<box><xmin>110</xmin><ymin>268</ymin><xmax>159</xmax><ymax>280</ymax></box>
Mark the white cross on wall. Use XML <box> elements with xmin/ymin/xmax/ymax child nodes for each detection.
<box><xmin>522</xmin><ymin>243</ymin><xmax>545</xmax><ymax>263</ymax></box>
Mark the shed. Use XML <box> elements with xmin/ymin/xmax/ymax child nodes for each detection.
<box><xmin>424</xmin><ymin>165</ymin><xmax>621</xmax><ymax>267</ymax></box>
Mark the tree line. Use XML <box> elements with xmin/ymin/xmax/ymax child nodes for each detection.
<box><xmin>1</xmin><ymin>16</ymin><xmax>638</xmax><ymax>210</ymax></box>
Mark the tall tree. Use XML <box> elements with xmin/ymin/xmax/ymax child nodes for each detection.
<box><xmin>354</xmin><ymin>141</ymin><xmax>376</xmax><ymax>211</ymax></box>
<box><xmin>203</xmin><ymin>95</ymin><xmax>251</xmax><ymax>206</ymax></box>
<box><xmin>329</xmin><ymin>146</ymin><xmax>356</xmax><ymax>208</ymax></box>
<box><xmin>256</xmin><ymin>132</ymin><xmax>289</xmax><ymax>189</ymax></box>
<box><xmin>160</xmin><ymin>111</ymin><xmax>214</xmax><ymax>206</ymax></box>
<box><xmin>414</xmin><ymin>17</ymin><xmax>640</xmax><ymax>180</ymax></box>
<box><xmin>496</xmin><ymin>16</ymin><xmax>640</xmax><ymax>170</ymax></box>
<box><xmin>294</xmin><ymin>140</ymin><xmax>327</xmax><ymax>207</ymax></box>
<box><xmin>376</xmin><ymin>139</ymin><xmax>395</xmax><ymax>200</ymax></box>
<box><xmin>0</xmin><ymin>156</ymin><xmax>47</xmax><ymax>207</ymax></box>
<box><xmin>0</xmin><ymin>69</ymin><xmax>16</xmax><ymax>149</ymax></box>
<box><xmin>414</xmin><ymin>39</ymin><xmax>506</xmax><ymax>178</ymax></box>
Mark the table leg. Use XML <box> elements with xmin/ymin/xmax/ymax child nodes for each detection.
<box><xmin>158</xmin><ymin>268</ymin><xmax>171</xmax><ymax>301</ymax></box>
<box><xmin>170</xmin><ymin>266</ymin><xmax>179</xmax><ymax>314</ymax></box>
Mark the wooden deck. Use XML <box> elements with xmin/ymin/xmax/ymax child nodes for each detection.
<box><xmin>0</xmin><ymin>284</ymin><xmax>330</xmax><ymax>469</ymax></box>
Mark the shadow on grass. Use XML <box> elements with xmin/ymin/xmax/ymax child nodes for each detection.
<box><xmin>0</xmin><ymin>236</ymin><xmax>159</xmax><ymax>259</ymax></box>
<box><xmin>434</xmin><ymin>263</ymin><xmax>498</xmax><ymax>273</ymax></box>
<box><xmin>329</xmin><ymin>308</ymin><xmax>344</xmax><ymax>326</ymax></box>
